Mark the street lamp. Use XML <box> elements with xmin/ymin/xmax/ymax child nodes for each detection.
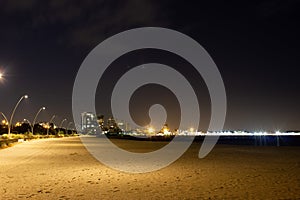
<box><xmin>0</xmin><ymin>112</ymin><xmax>8</xmax><ymax>123</ymax></box>
<box><xmin>31</xmin><ymin>107</ymin><xmax>46</xmax><ymax>135</ymax></box>
<box><xmin>0</xmin><ymin>70</ymin><xmax>5</xmax><ymax>83</ymax></box>
<box><xmin>46</xmin><ymin>115</ymin><xmax>55</xmax><ymax>136</ymax></box>
<box><xmin>0</xmin><ymin>112</ymin><xmax>9</xmax><ymax>127</ymax></box>
<box><xmin>59</xmin><ymin>118</ymin><xmax>67</xmax><ymax>128</ymax></box>
<box><xmin>8</xmin><ymin>95</ymin><xmax>28</xmax><ymax>136</ymax></box>
<box><xmin>23</xmin><ymin>118</ymin><xmax>31</xmax><ymax>124</ymax></box>
<box><xmin>66</xmin><ymin>122</ymin><xmax>73</xmax><ymax>134</ymax></box>
<box><xmin>23</xmin><ymin>118</ymin><xmax>32</xmax><ymax>134</ymax></box>
<box><xmin>59</xmin><ymin>118</ymin><xmax>67</xmax><ymax>134</ymax></box>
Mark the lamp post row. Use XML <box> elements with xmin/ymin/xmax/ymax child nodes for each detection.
<box><xmin>0</xmin><ymin>95</ymin><xmax>70</xmax><ymax>137</ymax></box>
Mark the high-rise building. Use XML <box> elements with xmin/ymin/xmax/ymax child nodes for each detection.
<box><xmin>81</xmin><ymin>112</ymin><xmax>99</xmax><ymax>134</ymax></box>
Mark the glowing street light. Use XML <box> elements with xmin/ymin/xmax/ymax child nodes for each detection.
<box><xmin>0</xmin><ymin>112</ymin><xmax>9</xmax><ymax>126</ymax></box>
<box><xmin>59</xmin><ymin>118</ymin><xmax>67</xmax><ymax>128</ymax></box>
<box><xmin>8</xmin><ymin>95</ymin><xmax>28</xmax><ymax>136</ymax></box>
<box><xmin>23</xmin><ymin>118</ymin><xmax>33</xmax><ymax>133</ymax></box>
<box><xmin>23</xmin><ymin>118</ymin><xmax>31</xmax><ymax>124</ymax></box>
<box><xmin>0</xmin><ymin>70</ymin><xmax>6</xmax><ymax>84</ymax></box>
<box><xmin>31</xmin><ymin>107</ymin><xmax>46</xmax><ymax>135</ymax></box>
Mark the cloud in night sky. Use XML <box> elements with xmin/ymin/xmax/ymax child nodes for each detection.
<box><xmin>0</xmin><ymin>0</ymin><xmax>168</xmax><ymax>47</ymax></box>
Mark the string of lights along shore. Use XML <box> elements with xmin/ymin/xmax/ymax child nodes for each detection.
<box><xmin>80</xmin><ymin>112</ymin><xmax>299</xmax><ymax>136</ymax></box>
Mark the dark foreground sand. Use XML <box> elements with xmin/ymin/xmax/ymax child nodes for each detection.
<box><xmin>0</xmin><ymin>137</ymin><xmax>299</xmax><ymax>199</ymax></box>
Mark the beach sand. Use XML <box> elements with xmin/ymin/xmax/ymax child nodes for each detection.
<box><xmin>0</xmin><ymin>137</ymin><xmax>299</xmax><ymax>199</ymax></box>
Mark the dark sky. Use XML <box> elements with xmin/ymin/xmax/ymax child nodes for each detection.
<box><xmin>0</xmin><ymin>0</ymin><xmax>299</xmax><ymax>131</ymax></box>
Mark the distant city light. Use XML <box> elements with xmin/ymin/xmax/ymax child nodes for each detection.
<box><xmin>175</xmin><ymin>130</ymin><xmax>299</xmax><ymax>136</ymax></box>
<box><xmin>148</xmin><ymin>127</ymin><xmax>155</xmax><ymax>134</ymax></box>
<box><xmin>163</xmin><ymin>128</ymin><xmax>169</xmax><ymax>135</ymax></box>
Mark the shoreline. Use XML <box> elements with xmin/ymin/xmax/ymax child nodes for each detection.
<box><xmin>96</xmin><ymin>134</ymin><xmax>300</xmax><ymax>146</ymax></box>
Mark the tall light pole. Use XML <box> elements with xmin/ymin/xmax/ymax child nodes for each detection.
<box><xmin>0</xmin><ymin>112</ymin><xmax>9</xmax><ymax>127</ymax></box>
<box><xmin>0</xmin><ymin>112</ymin><xmax>8</xmax><ymax>123</ymax></box>
<box><xmin>59</xmin><ymin>118</ymin><xmax>67</xmax><ymax>128</ymax></box>
<box><xmin>8</xmin><ymin>95</ymin><xmax>28</xmax><ymax>136</ymax></box>
<box><xmin>23</xmin><ymin>118</ymin><xmax>32</xmax><ymax>134</ymax></box>
<box><xmin>46</xmin><ymin>115</ymin><xmax>55</xmax><ymax>136</ymax></box>
<box><xmin>66</xmin><ymin>122</ymin><xmax>73</xmax><ymax>134</ymax></box>
<box><xmin>31</xmin><ymin>107</ymin><xmax>46</xmax><ymax>135</ymax></box>
<box><xmin>59</xmin><ymin>118</ymin><xmax>67</xmax><ymax>134</ymax></box>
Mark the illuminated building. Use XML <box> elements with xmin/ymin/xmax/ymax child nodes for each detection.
<box><xmin>81</xmin><ymin>112</ymin><xmax>99</xmax><ymax>134</ymax></box>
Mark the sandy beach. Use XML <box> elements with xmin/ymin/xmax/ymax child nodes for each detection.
<box><xmin>0</xmin><ymin>137</ymin><xmax>299</xmax><ymax>199</ymax></box>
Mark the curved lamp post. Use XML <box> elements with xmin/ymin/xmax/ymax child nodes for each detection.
<box><xmin>59</xmin><ymin>118</ymin><xmax>67</xmax><ymax>133</ymax></box>
<box><xmin>66</xmin><ymin>122</ymin><xmax>73</xmax><ymax>134</ymax></box>
<box><xmin>31</xmin><ymin>107</ymin><xmax>46</xmax><ymax>135</ymax></box>
<box><xmin>23</xmin><ymin>118</ymin><xmax>32</xmax><ymax>134</ymax></box>
<box><xmin>0</xmin><ymin>112</ymin><xmax>8</xmax><ymax>123</ymax></box>
<box><xmin>46</xmin><ymin>115</ymin><xmax>56</xmax><ymax>136</ymax></box>
<box><xmin>0</xmin><ymin>112</ymin><xmax>9</xmax><ymax>129</ymax></box>
<box><xmin>8</xmin><ymin>95</ymin><xmax>28</xmax><ymax>136</ymax></box>
<box><xmin>59</xmin><ymin>118</ymin><xmax>67</xmax><ymax>128</ymax></box>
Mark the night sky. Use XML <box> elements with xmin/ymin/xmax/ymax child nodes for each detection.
<box><xmin>0</xmin><ymin>0</ymin><xmax>299</xmax><ymax>131</ymax></box>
